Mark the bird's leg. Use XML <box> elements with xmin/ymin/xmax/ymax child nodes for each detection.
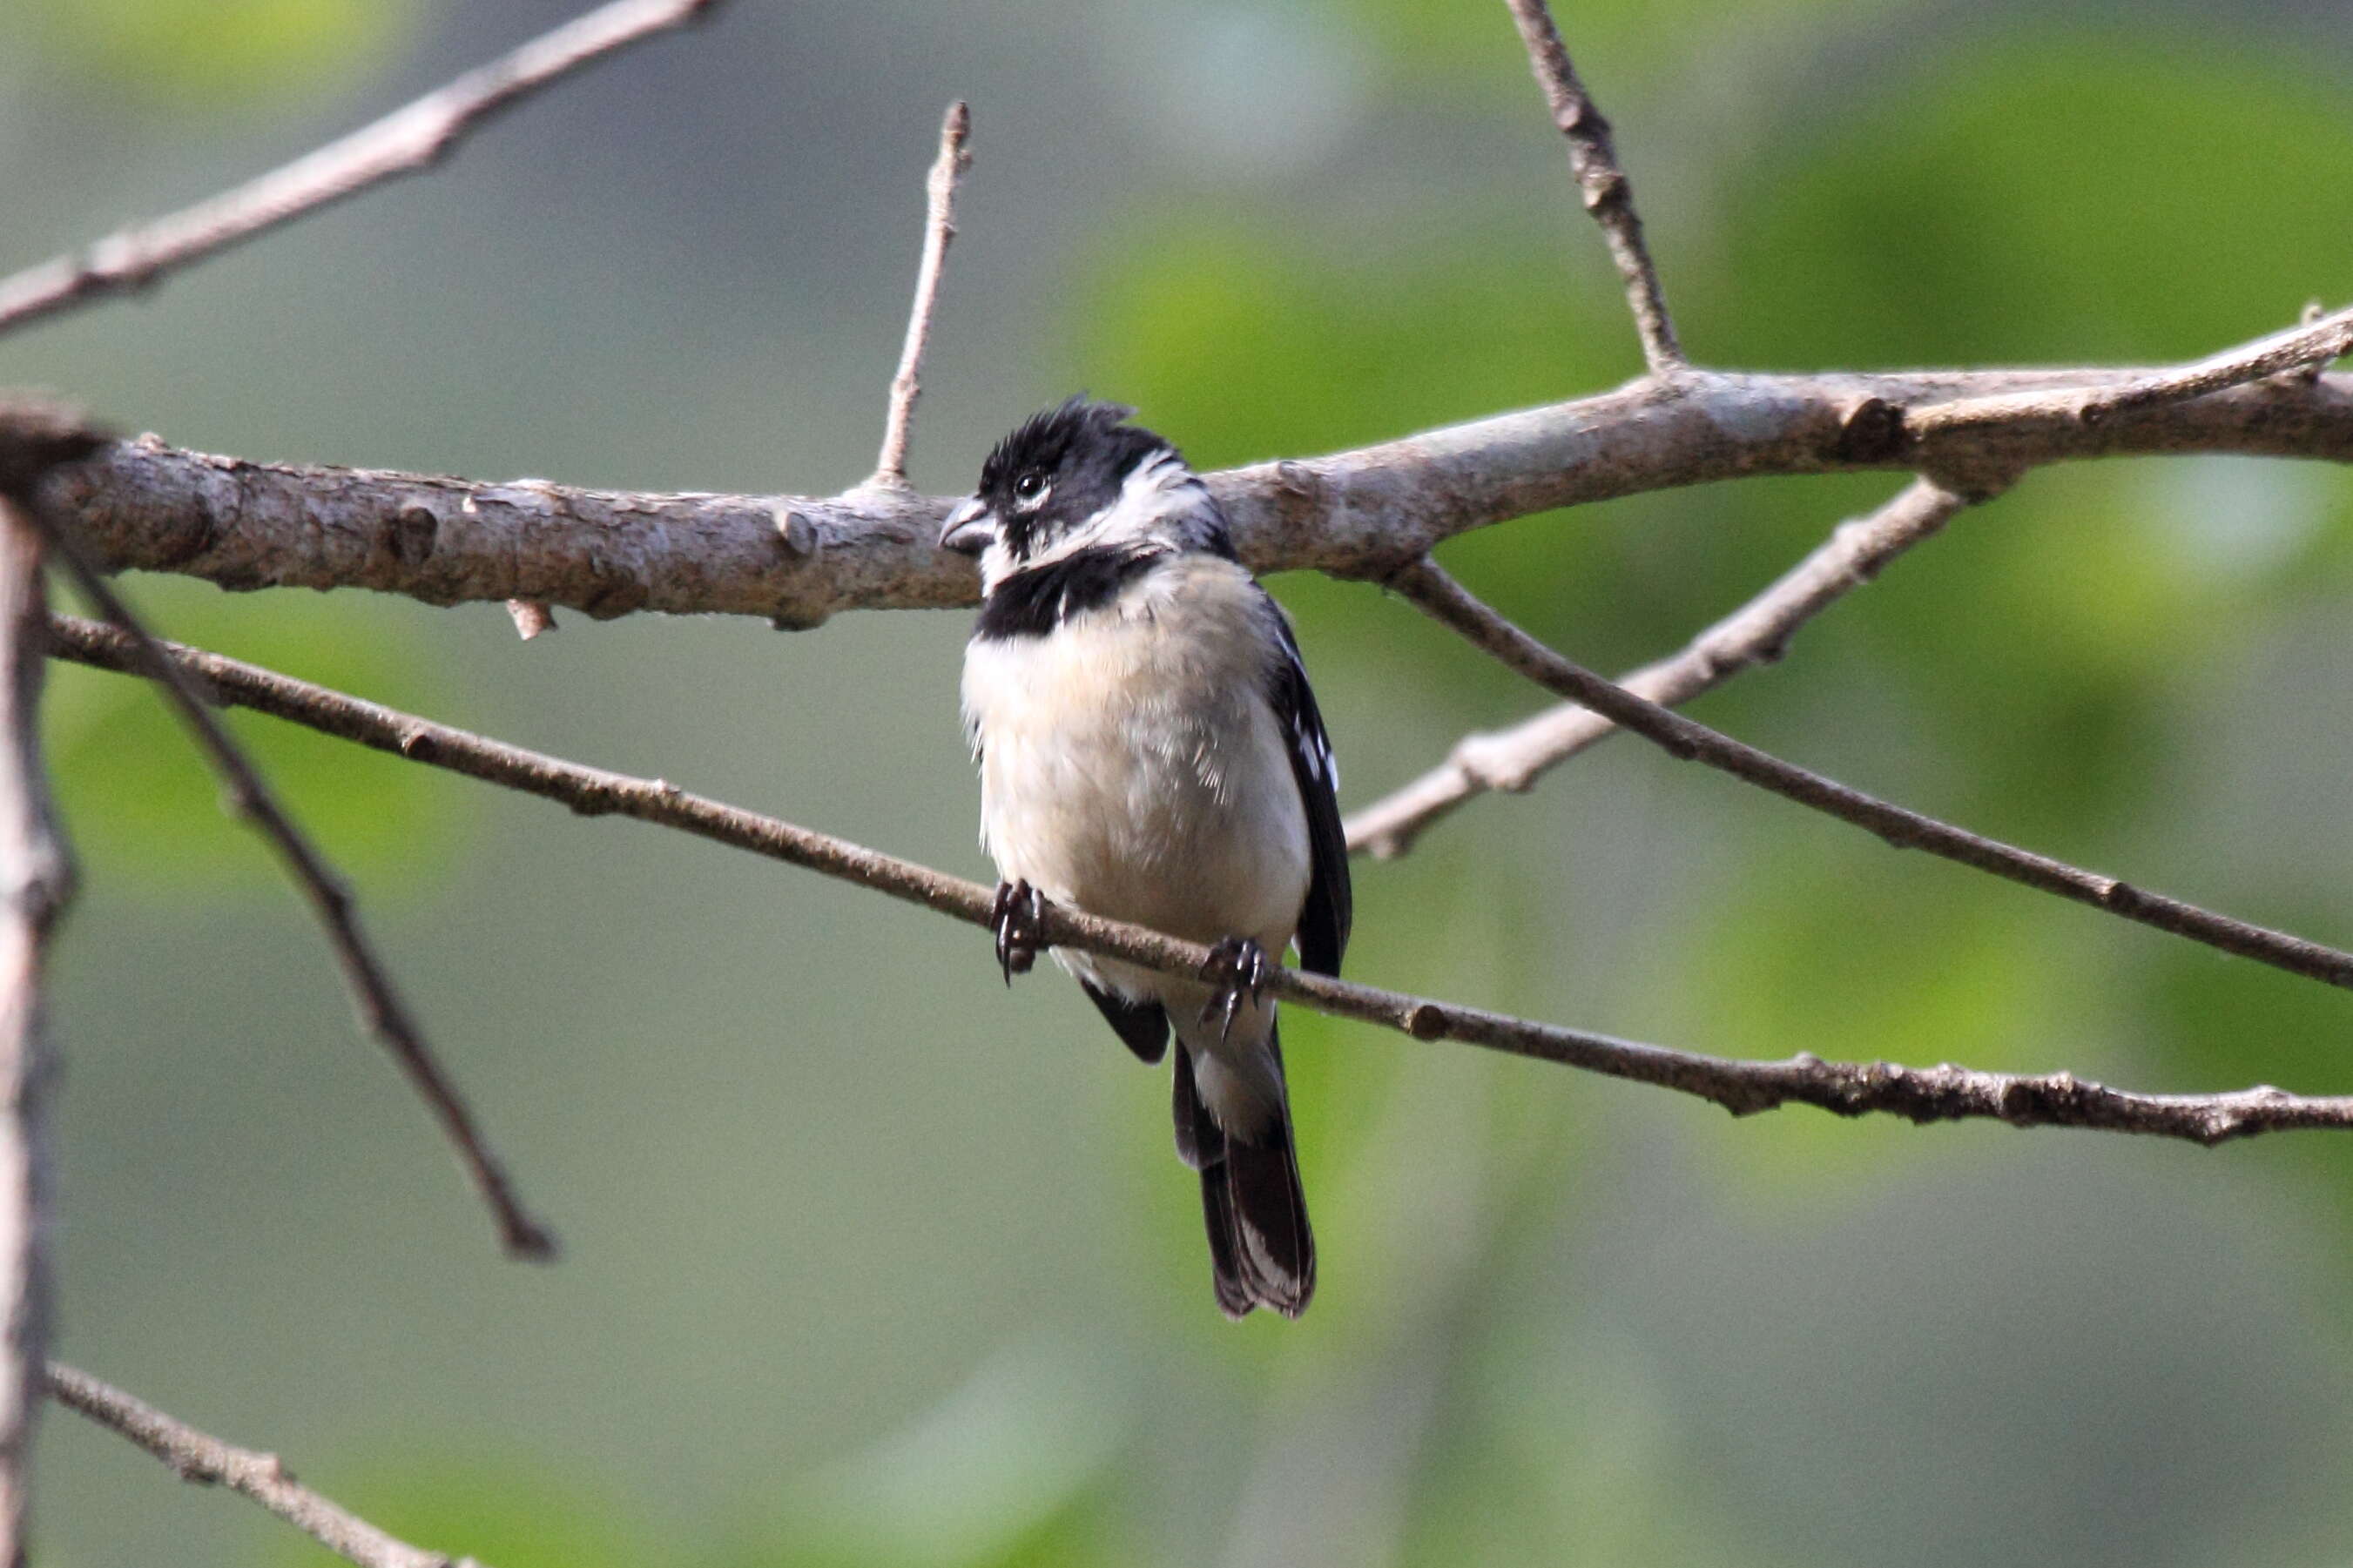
<box><xmin>1198</xmin><ymin>936</ymin><xmax>1271</xmax><ymax>1045</ymax></box>
<box><xmin>992</xmin><ymin>879</ymin><xmax>1045</xmax><ymax>985</ymax></box>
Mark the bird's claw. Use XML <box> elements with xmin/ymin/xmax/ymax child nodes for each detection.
<box><xmin>993</xmin><ymin>879</ymin><xmax>1044</xmax><ymax>985</ymax></box>
<box><xmin>1198</xmin><ymin>936</ymin><xmax>1271</xmax><ymax>1045</ymax></box>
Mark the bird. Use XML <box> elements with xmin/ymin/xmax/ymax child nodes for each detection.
<box><xmin>940</xmin><ymin>397</ymin><xmax>1352</xmax><ymax>1319</ymax></box>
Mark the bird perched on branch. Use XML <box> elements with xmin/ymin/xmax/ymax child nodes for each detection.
<box><xmin>941</xmin><ymin>398</ymin><xmax>1352</xmax><ymax>1319</ymax></box>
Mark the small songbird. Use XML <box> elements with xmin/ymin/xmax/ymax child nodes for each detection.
<box><xmin>941</xmin><ymin>398</ymin><xmax>1352</xmax><ymax>1319</ymax></box>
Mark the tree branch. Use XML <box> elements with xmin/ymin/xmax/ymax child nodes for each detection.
<box><xmin>15</xmin><ymin>478</ymin><xmax>554</xmax><ymax>1262</ymax></box>
<box><xmin>0</xmin><ymin>0</ymin><xmax>724</xmax><ymax>338</ymax></box>
<box><xmin>43</xmin><ymin>614</ymin><xmax>2353</xmax><ymax>1147</ymax></box>
<box><xmin>866</xmin><ymin>102</ymin><xmax>974</xmax><ymax>493</ymax></box>
<box><xmin>0</xmin><ymin>507</ymin><xmax>65</xmax><ymax>1567</ymax></box>
<box><xmin>1382</xmin><ymin>555</ymin><xmax>2353</xmax><ymax>996</ymax></box>
<box><xmin>45</xmin><ymin>1363</ymin><xmax>480</xmax><ymax>1568</ymax></box>
<box><xmin>34</xmin><ymin>364</ymin><xmax>2352</xmax><ymax>624</ymax></box>
<box><xmin>1503</xmin><ymin>0</ymin><xmax>1682</xmax><ymax>371</ymax></box>
<box><xmin>1346</xmin><ymin>475</ymin><xmax>1983</xmax><ymax>856</ymax></box>
<box><xmin>1909</xmin><ymin>300</ymin><xmax>2353</xmax><ymax>449</ymax></box>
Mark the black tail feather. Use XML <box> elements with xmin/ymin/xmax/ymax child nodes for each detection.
<box><xmin>1198</xmin><ymin>1166</ymin><xmax>1254</xmax><ymax>1318</ymax></box>
<box><xmin>1223</xmin><ymin>1118</ymin><xmax>1313</xmax><ymax>1318</ymax></box>
<box><xmin>1173</xmin><ymin>1038</ymin><xmax>1314</xmax><ymax>1320</ymax></box>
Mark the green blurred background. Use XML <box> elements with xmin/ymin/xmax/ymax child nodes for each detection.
<box><xmin>5</xmin><ymin>0</ymin><xmax>2353</xmax><ymax>1562</ymax></box>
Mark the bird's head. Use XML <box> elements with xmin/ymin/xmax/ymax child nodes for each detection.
<box><xmin>940</xmin><ymin>397</ymin><xmax>1229</xmax><ymax>589</ymax></box>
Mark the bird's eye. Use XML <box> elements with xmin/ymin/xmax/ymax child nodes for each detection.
<box><xmin>1013</xmin><ymin>471</ymin><xmax>1048</xmax><ymax>505</ymax></box>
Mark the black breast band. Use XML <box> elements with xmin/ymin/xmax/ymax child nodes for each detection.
<box><xmin>974</xmin><ymin>547</ymin><xmax>1164</xmax><ymax>640</ymax></box>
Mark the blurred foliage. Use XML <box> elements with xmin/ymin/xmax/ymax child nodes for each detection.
<box><xmin>1699</xmin><ymin>34</ymin><xmax>2353</xmax><ymax>368</ymax></box>
<box><xmin>6</xmin><ymin>0</ymin><xmax>416</xmax><ymax>110</ymax></box>
<box><xmin>1338</xmin><ymin>0</ymin><xmax>1911</xmax><ymax>98</ymax></box>
<box><xmin>1071</xmin><ymin>213</ymin><xmax>1625</xmax><ymax>470</ymax></box>
<box><xmin>284</xmin><ymin>1458</ymin><xmax>670</xmax><ymax>1568</ymax></box>
<box><xmin>311</xmin><ymin>1358</ymin><xmax>1135</xmax><ymax>1568</ymax></box>
<box><xmin>44</xmin><ymin>577</ymin><xmax>469</xmax><ymax>893</ymax></box>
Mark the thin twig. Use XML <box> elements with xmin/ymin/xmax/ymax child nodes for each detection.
<box><xmin>46</xmin><ymin>1363</ymin><xmax>480</xmax><ymax>1568</ymax></box>
<box><xmin>44</xmin><ymin>613</ymin><xmax>2353</xmax><ymax>1147</ymax></box>
<box><xmin>0</xmin><ymin>507</ymin><xmax>64</xmax><ymax>1565</ymax></box>
<box><xmin>1502</xmin><ymin>0</ymin><xmax>1682</xmax><ymax>371</ymax></box>
<box><xmin>29</xmin><ymin>528</ymin><xmax>555</xmax><ymax>1261</ymax></box>
<box><xmin>868</xmin><ymin>102</ymin><xmax>974</xmax><ymax>492</ymax></box>
<box><xmin>0</xmin><ymin>0</ymin><xmax>725</xmax><ymax>337</ymax></box>
<box><xmin>2295</xmin><ymin>299</ymin><xmax>2331</xmax><ymax>384</ymax></box>
<box><xmin>1385</xmin><ymin>556</ymin><xmax>2353</xmax><ymax>997</ymax></box>
<box><xmin>1909</xmin><ymin>300</ymin><xmax>2353</xmax><ymax>439</ymax></box>
<box><xmin>1347</xmin><ymin>476</ymin><xmax>1981</xmax><ymax>856</ymax></box>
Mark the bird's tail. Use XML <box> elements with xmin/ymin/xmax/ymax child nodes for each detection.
<box><xmin>1173</xmin><ymin>1028</ymin><xmax>1314</xmax><ymax>1319</ymax></box>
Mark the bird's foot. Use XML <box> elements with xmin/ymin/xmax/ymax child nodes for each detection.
<box><xmin>992</xmin><ymin>879</ymin><xmax>1045</xmax><ymax>985</ymax></box>
<box><xmin>1198</xmin><ymin>936</ymin><xmax>1271</xmax><ymax>1045</ymax></box>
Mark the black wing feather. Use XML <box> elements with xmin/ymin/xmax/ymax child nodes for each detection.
<box><xmin>1080</xmin><ymin>979</ymin><xmax>1168</xmax><ymax>1065</ymax></box>
<box><xmin>1263</xmin><ymin>602</ymin><xmax>1352</xmax><ymax>978</ymax></box>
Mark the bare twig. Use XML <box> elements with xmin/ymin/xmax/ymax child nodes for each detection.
<box><xmin>2080</xmin><ymin>299</ymin><xmax>2353</xmax><ymax>418</ymax></box>
<box><xmin>1503</xmin><ymin>0</ymin><xmax>1682</xmax><ymax>371</ymax></box>
<box><xmin>1909</xmin><ymin>301</ymin><xmax>2353</xmax><ymax>440</ymax></box>
<box><xmin>46</xmin><ymin>1363</ymin><xmax>480</xmax><ymax>1568</ymax></box>
<box><xmin>868</xmin><ymin>102</ymin><xmax>974</xmax><ymax>492</ymax></box>
<box><xmin>1384</xmin><ymin>556</ymin><xmax>2353</xmax><ymax>996</ymax></box>
<box><xmin>0</xmin><ymin>508</ymin><xmax>64</xmax><ymax>1566</ymax></box>
<box><xmin>1347</xmin><ymin>476</ymin><xmax>1982</xmax><ymax>856</ymax></box>
<box><xmin>2295</xmin><ymin>299</ymin><xmax>2331</xmax><ymax>384</ymax></box>
<box><xmin>26</xmin><ymin>521</ymin><xmax>554</xmax><ymax>1261</ymax></box>
<box><xmin>41</xmin><ymin>365</ymin><xmax>2353</xmax><ymax>625</ymax></box>
<box><xmin>0</xmin><ymin>407</ymin><xmax>106</xmax><ymax>1565</ymax></box>
<box><xmin>44</xmin><ymin>613</ymin><xmax>2353</xmax><ymax>1147</ymax></box>
<box><xmin>0</xmin><ymin>0</ymin><xmax>724</xmax><ymax>337</ymax></box>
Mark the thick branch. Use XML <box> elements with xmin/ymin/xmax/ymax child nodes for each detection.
<box><xmin>1385</xmin><ymin>557</ymin><xmax>2353</xmax><ymax>996</ymax></box>
<box><xmin>1347</xmin><ymin>475</ymin><xmax>1981</xmax><ymax>856</ymax></box>
<box><xmin>44</xmin><ymin>614</ymin><xmax>2353</xmax><ymax>1147</ymax></box>
<box><xmin>40</xmin><ymin>367</ymin><xmax>2353</xmax><ymax>623</ymax></box>
<box><xmin>868</xmin><ymin>102</ymin><xmax>974</xmax><ymax>492</ymax></box>
<box><xmin>23</xmin><ymin>505</ymin><xmax>553</xmax><ymax>1261</ymax></box>
<box><xmin>0</xmin><ymin>508</ymin><xmax>64</xmax><ymax>1566</ymax></box>
<box><xmin>46</xmin><ymin>1363</ymin><xmax>479</xmax><ymax>1568</ymax></box>
<box><xmin>1503</xmin><ymin>0</ymin><xmax>1682</xmax><ymax>370</ymax></box>
<box><xmin>0</xmin><ymin>0</ymin><xmax>723</xmax><ymax>337</ymax></box>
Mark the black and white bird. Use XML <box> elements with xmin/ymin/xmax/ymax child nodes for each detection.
<box><xmin>940</xmin><ymin>398</ymin><xmax>1352</xmax><ymax>1319</ymax></box>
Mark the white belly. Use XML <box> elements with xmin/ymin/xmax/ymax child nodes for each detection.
<box><xmin>961</xmin><ymin>560</ymin><xmax>1311</xmax><ymax>954</ymax></box>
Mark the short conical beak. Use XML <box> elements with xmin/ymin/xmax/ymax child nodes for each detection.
<box><xmin>939</xmin><ymin>496</ymin><xmax>994</xmax><ymax>556</ymax></box>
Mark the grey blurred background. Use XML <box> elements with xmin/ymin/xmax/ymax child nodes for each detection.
<box><xmin>7</xmin><ymin>0</ymin><xmax>2353</xmax><ymax>1564</ymax></box>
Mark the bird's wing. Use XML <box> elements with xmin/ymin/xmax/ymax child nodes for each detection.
<box><xmin>1261</xmin><ymin>598</ymin><xmax>1352</xmax><ymax>977</ymax></box>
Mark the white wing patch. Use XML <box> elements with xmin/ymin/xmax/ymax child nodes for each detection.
<box><xmin>1290</xmin><ymin>702</ymin><xmax>1338</xmax><ymax>791</ymax></box>
<box><xmin>1272</xmin><ymin>631</ymin><xmax>1338</xmax><ymax>793</ymax></box>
